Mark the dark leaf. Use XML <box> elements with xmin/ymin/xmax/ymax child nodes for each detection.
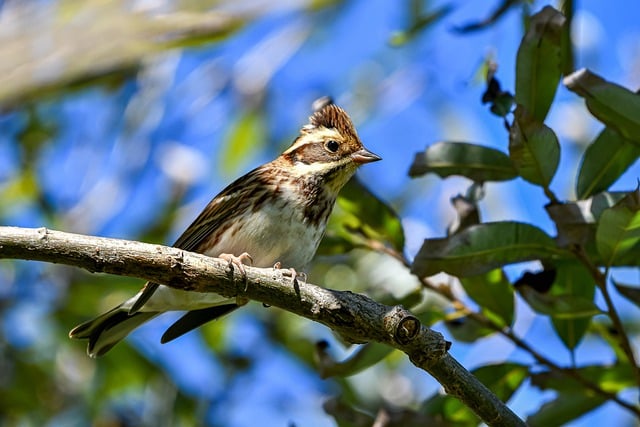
<box><xmin>409</xmin><ymin>142</ymin><xmax>517</xmax><ymax>182</ymax></box>
<box><xmin>596</xmin><ymin>187</ymin><xmax>640</xmax><ymax>267</ymax></box>
<box><xmin>319</xmin><ymin>177</ymin><xmax>405</xmax><ymax>255</ymax></box>
<box><xmin>412</xmin><ymin>221</ymin><xmax>562</xmax><ymax>277</ymax></box>
<box><xmin>445</xmin><ymin>315</ymin><xmax>494</xmax><ymax>342</ymax></box>
<box><xmin>461</xmin><ymin>269</ymin><xmax>515</xmax><ymax>327</ymax></box>
<box><xmin>509</xmin><ymin>106</ymin><xmax>560</xmax><ymax>187</ymax></box>
<box><xmin>531</xmin><ymin>363</ymin><xmax>636</xmax><ymax>393</ymax></box>
<box><xmin>527</xmin><ymin>392</ymin><xmax>606</xmax><ymax>427</ymax></box>
<box><xmin>316</xmin><ymin>342</ymin><xmax>394</xmax><ymax>378</ymax></box>
<box><xmin>515</xmin><ymin>6</ymin><xmax>566</xmax><ymax>122</ymax></box>
<box><xmin>576</xmin><ymin>127</ymin><xmax>640</xmax><ymax>199</ymax></box>
<box><xmin>516</xmin><ymin>286</ymin><xmax>601</xmax><ymax>319</ymax></box>
<box><xmin>564</xmin><ymin>69</ymin><xmax>640</xmax><ymax>145</ymax></box>
<box><xmin>472</xmin><ymin>363</ymin><xmax>528</xmax><ymax>401</ymax></box>
<box><xmin>513</xmin><ymin>269</ymin><xmax>556</xmax><ymax>293</ymax></box>
<box><xmin>549</xmin><ymin>261</ymin><xmax>596</xmax><ymax>350</ymax></box>
<box><xmin>614</xmin><ymin>281</ymin><xmax>640</xmax><ymax>309</ymax></box>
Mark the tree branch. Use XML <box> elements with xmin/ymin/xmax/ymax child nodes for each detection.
<box><xmin>0</xmin><ymin>226</ymin><xmax>525</xmax><ymax>427</ymax></box>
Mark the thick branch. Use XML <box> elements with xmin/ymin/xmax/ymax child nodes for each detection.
<box><xmin>0</xmin><ymin>226</ymin><xmax>525</xmax><ymax>427</ymax></box>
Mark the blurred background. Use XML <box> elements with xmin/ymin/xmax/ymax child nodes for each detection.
<box><xmin>0</xmin><ymin>0</ymin><xmax>639</xmax><ymax>426</ymax></box>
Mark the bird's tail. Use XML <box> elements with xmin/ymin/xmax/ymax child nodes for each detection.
<box><xmin>69</xmin><ymin>305</ymin><xmax>159</xmax><ymax>358</ymax></box>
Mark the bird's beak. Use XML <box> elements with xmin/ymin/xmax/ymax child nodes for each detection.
<box><xmin>352</xmin><ymin>147</ymin><xmax>382</xmax><ymax>164</ymax></box>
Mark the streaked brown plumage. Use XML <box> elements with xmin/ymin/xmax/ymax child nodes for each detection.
<box><xmin>69</xmin><ymin>98</ymin><xmax>380</xmax><ymax>357</ymax></box>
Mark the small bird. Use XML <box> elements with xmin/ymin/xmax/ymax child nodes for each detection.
<box><xmin>69</xmin><ymin>98</ymin><xmax>381</xmax><ymax>357</ymax></box>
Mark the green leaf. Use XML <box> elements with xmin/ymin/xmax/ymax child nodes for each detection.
<box><xmin>517</xmin><ymin>286</ymin><xmax>602</xmax><ymax>319</ymax></box>
<box><xmin>595</xmin><ymin>188</ymin><xmax>640</xmax><ymax>267</ymax></box>
<box><xmin>220</xmin><ymin>111</ymin><xmax>266</xmax><ymax>177</ymax></box>
<box><xmin>509</xmin><ymin>106</ymin><xmax>560</xmax><ymax>187</ymax></box>
<box><xmin>472</xmin><ymin>363</ymin><xmax>528</xmax><ymax>402</ymax></box>
<box><xmin>411</xmin><ymin>221</ymin><xmax>562</xmax><ymax>277</ymax></box>
<box><xmin>318</xmin><ymin>342</ymin><xmax>394</xmax><ymax>378</ymax></box>
<box><xmin>549</xmin><ymin>261</ymin><xmax>596</xmax><ymax>350</ymax></box>
<box><xmin>614</xmin><ymin>281</ymin><xmax>640</xmax><ymax>309</ymax></box>
<box><xmin>576</xmin><ymin>127</ymin><xmax>640</xmax><ymax>199</ymax></box>
<box><xmin>564</xmin><ymin>69</ymin><xmax>640</xmax><ymax>145</ymax></box>
<box><xmin>409</xmin><ymin>142</ymin><xmax>517</xmax><ymax>182</ymax></box>
<box><xmin>515</xmin><ymin>6</ymin><xmax>566</xmax><ymax>122</ymax></box>
<box><xmin>461</xmin><ymin>269</ymin><xmax>515</xmax><ymax>327</ymax></box>
<box><xmin>319</xmin><ymin>177</ymin><xmax>405</xmax><ymax>255</ymax></box>
<box><xmin>527</xmin><ymin>392</ymin><xmax>606</xmax><ymax>427</ymax></box>
<box><xmin>445</xmin><ymin>316</ymin><xmax>494</xmax><ymax>342</ymax></box>
<box><xmin>531</xmin><ymin>364</ymin><xmax>636</xmax><ymax>393</ymax></box>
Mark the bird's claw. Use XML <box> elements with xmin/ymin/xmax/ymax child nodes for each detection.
<box><xmin>220</xmin><ymin>252</ymin><xmax>253</xmax><ymax>291</ymax></box>
<box><xmin>273</xmin><ymin>262</ymin><xmax>306</xmax><ymax>287</ymax></box>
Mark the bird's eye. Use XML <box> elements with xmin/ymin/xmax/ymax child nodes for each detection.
<box><xmin>325</xmin><ymin>140</ymin><xmax>340</xmax><ymax>153</ymax></box>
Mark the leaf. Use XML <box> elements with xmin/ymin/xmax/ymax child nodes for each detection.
<box><xmin>527</xmin><ymin>392</ymin><xmax>606</xmax><ymax>427</ymax></box>
<box><xmin>595</xmin><ymin>188</ymin><xmax>640</xmax><ymax>267</ymax></box>
<box><xmin>317</xmin><ymin>342</ymin><xmax>394</xmax><ymax>378</ymax></box>
<box><xmin>576</xmin><ymin>127</ymin><xmax>640</xmax><ymax>199</ymax></box>
<box><xmin>614</xmin><ymin>281</ymin><xmax>640</xmax><ymax>309</ymax></box>
<box><xmin>411</xmin><ymin>221</ymin><xmax>562</xmax><ymax>277</ymax></box>
<box><xmin>531</xmin><ymin>364</ymin><xmax>636</xmax><ymax>393</ymax></box>
<box><xmin>461</xmin><ymin>269</ymin><xmax>515</xmax><ymax>327</ymax></box>
<box><xmin>220</xmin><ymin>111</ymin><xmax>266</xmax><ymax>176</ymax></box>
<box><xmin>516</xmin><ymin>286</ymin><xmax>602</xmax><ymax>319</ymax></box>
<box><xmin>549</xmin><ymin>261</ymin><xmax>596</xmax><ymax>350</ymax></box>
<box><xmin>514</xmin><ymin>6</ymin><xmax>566</xmax><ymax>122</ymax></box>
<box><xmin>445</xmin><ymin>316</ymin><xmax>494</xmax><ymax>342</ymax></box>
<box><xmin>319</xmin><ymin>177</ymin><xmax>405</xmax><ymax>255</ymax></box>
<box><xmin>509</xmin><ymin>106</ymin><xmax>560</xmax><ymax>187</ymax></box>
<box><xmin>564</xmin><ymin>69</ymin><xmax>640</xmax><ymax>145</ymax></box>
<box><xmin>472</xmin><ymin>363</ymin><xmax>528</xmax><ymax>402</ymax></box>
<box><xmin>545</xmin><ymin>193</ymin><xmax>626</xmax><ymax>248</ymax></box>
<box><xmin>409</xmin><ymin>142</ymin><xmax>517</xmax><ymax>182</ymax></box>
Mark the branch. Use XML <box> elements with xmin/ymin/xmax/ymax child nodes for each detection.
<box><xmin>0</xmin><ymin>226</ymin><xmax>525</xmax><ymax>427</ymax></box>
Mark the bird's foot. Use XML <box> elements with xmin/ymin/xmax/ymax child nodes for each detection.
<box><xmin>273</xmin><ymin>262</ymin><xmax>307</xmax><ymax>287</ymax></box>
<box><xmin>220</xmin><ymin>252</ymin><xmax>253</xmax><ymax>291</ymax></box>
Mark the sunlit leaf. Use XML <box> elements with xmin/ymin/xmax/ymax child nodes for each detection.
<box><xmin>219</xmin><ymin>110</ymin><xmax>266</xmax><ymax>176</ymax></box>
<box><xmin>409</xmin><ymin>142</ymin><xmax>516</xmax><ymax>182</ymax></box>
<box><xmin>576</xmin><ymin>127</ymin><xmax>640</xmax><ymax>199</ymax></box>
<box><xmin>461</xmin><ymin>269</ymin><xmax>515</xmax><ymax>327</ymax></box>
<box><xmin>596</xmin><ymin>188</ymin><xmax>640</xmax><ymax>267</ymax></box>
<box><xmin>412</xmin><ymin>221</ymin><xmax>562</xmax><ymax>277</ymax></box>
<box><xmin>514</xmin><ymin>6</ymin><xmax>566</xmax><ymax>122</ymax></box>
<box><xmin>472</xmin><ymin>363</ymin><xmax>528</xmax><ymax>401</ymax></box>
<box><xmin>509</xmin><ymin>106</ymin><xmax>560</xmax><ymax>187</ymax></box>
<box><xmin>564</xmin><ymin>69</ymin><xmax>640</xmax><ymax>145</ymax></box>
<box><xmin>319</xmin><ymin>178</ymin><xmax>405</xmax><ymax>255</ymax></box>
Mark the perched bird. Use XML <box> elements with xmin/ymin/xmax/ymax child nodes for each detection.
<box><xmin>69</xmin><ymin>98</ymin><xmax>381</xmax><ymax>357</ymax></box>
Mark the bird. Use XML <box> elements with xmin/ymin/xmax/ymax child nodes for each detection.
<box><xmin>69</xmin><ymin>97</ymin><xmax>381</xmax><ymax>357</ymax></box>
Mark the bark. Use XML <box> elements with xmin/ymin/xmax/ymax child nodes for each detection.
<box><xmin>0</xmin><ymin>226</ymin><xmax>525</xmax><ymax>426</ymax></box>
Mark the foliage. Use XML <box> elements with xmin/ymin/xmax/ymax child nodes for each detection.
<box><xmin>0</xmin><ymin>1</ymin><xmax>639</xmax><ymax>426</ymax></box>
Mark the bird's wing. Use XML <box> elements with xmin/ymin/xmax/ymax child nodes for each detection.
<box><xmin>129</xmin><ymin>167</ymin><xmax>268</xmax><ymax>314</ymax></box>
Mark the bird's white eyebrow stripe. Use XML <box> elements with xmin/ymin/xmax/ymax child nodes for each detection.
<box><xmin>283</xmin><ymin>128</ymin><xmax>342</xmax><ymax>154</ymax></box>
